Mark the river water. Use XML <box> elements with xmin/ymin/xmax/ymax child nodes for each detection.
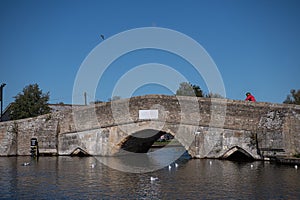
<box><xmin>0</xmin><ymin>147</ymin><xmax>299</xmax><ymax>199</ymax></box>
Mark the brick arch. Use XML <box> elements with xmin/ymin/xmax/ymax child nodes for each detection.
<box><xmin>221</xmin><ymin>146</ymin><xmax>254</xmax><ymax>160</ymax></box>
<box><xmin>70</xmin><ymin>147</ymin><xmax>90</xmax><ymax>156</ymax></box>
<box><xmin>117</xmin><ymin>129</ymin><xmax>182</xmax><ymax>155</ymax></box>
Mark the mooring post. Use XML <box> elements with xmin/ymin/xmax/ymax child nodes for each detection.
<box><xmin>30</xmin><ymin>138</ymin><xmax>39</xmax><ymax>157</ymax></box>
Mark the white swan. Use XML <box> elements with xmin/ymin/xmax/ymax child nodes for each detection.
<box><xmin>22</xmin><ymin>162</ymin><xmax>30</xmax><ymax>166</ymax></box>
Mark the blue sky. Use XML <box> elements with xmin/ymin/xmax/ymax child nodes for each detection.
<box><xmin>1</xmin><ymin>0</ymin><xmax>300</xmax><ymax>107</ymax></box>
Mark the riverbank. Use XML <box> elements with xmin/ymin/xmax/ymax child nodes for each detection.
<box><xmin>151</xmin><ymin>140</ymin><xmax>182</xmax><ymax>148</ymax></box>
<box><xmin>151</xmin><ymin>144</ymin><xmax>183</xmax><ymax>148</ymax></box>
<box><xmin>270</xmin><ymin>156</ymin><xmax>300</xmax><ymax>165</ymax></box>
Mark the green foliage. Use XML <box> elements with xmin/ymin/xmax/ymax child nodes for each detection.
<box><xmin>175</xmin><ymin>82</ymin><xmax>225</xmax><ymax>99</ymax></box>
<box><xmin>176</xmin><ymin>82</ymin><xmax>203</xmax><ymax>97</ymax></box>
<box><xmin>283</xmin><ymin>89</ymin><xmax>300</xmax><ymax>105</ymax></box>
<box><xmin>90</xmin><ymin>99</ymin><xmax>103</xmax><ymax>104</ymax></box>
<box><xmin>108</xmin><ymin>96</ymin><xmax>121</xmax><ymax>101</ymax></box>
<box><xmin>192</xmin><ymin>84</ymin><xmax>204</xmax><ymax>97</ymax></box>
<box><xmin>205</xmin><ymin>92</ymin><xmax>224</xmax><ymax>99</ymax></box>
<box><xmin>10</xmin><ymin>84</ymin><xmax>50</xmax><ymax>120</ymax></box>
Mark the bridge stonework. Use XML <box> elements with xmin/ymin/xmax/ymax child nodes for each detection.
<box><xmin>0</xmin><ymin>95</ymin><xmax>299</xmax><ymax>160</ymax></box>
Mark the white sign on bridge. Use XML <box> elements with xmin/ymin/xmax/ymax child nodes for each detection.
<box><xmin>139</xmin><ymin>110</ymin><xmax>158</xmax><ymax>119</ymax></box>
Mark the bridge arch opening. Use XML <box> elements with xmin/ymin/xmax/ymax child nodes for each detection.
<box><xmin>70</xmin><ymin>147</ymin><xmax>90</xmax><ymax>157</ymax></box>
<box><xmin>222</xmin><ymin>146</ymin><xmax>254</xmax><ymax>161</ymax></box>
<box><xmin>119</xmin><ymin>129</ymin><xmax>183</xmax><ymax>154</ymax></box>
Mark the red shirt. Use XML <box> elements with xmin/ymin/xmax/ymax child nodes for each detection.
<box><xmin>245</xmin><ymin>94</ymin><xmax>256</xmax><ymax>102</ymax></box>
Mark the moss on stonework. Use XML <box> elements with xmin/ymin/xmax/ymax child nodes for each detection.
<box><xmin>294</xmin><ymin>154</ymin><xmax>300</xmax><ymax>158</ymax></box>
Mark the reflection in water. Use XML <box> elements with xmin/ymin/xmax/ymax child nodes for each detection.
<box><xmin>98</xmin><ymin>146</ymin><xmax>187</xmax><ymax>173</ymax></box>
<box><xmin>0</xmin><ymin>147</ymin><xmax>299</xmax><ymax>199</ymax></box>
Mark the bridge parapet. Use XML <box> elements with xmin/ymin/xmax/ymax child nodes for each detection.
<box><xmin>0</xmin><ymin>95</ymin><xmax>299</xmax><ymax>158</ymax></box>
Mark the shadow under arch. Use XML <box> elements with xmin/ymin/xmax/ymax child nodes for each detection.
<box><xmin>70</xmin><ymin>147</ymin><xmax>90</xmax><ymax>157</ymax></box>
<box><xmin>99</xmin><ymin>129</ymin><xmax>190</xmax><ymax>173</ymax></box>
<box><xmin>222</xmin><ymin>146</ymin><xmax>254</xmax><ymax>161</ymax></box>
<box><xmin>118</xmin><ymin>129</ymin><xmax>184</xmax><ymax>154</ymax></box>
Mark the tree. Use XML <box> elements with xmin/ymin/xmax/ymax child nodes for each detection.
<box><xmin>192</xmin><ymin>84</ymin><xmax>204</xmax><ymax>97</ymax></box>
<box><xmin>108</xmin><ymin>96</ymin><xmax>121</xmax><ymax>101</ymax></box>
<box><xmin>283</xmin><ymin>89</ymin><xmax>300</xmax><ymax>105</ymax></box>
<box><xmin>10</xmin><ymin>84</ymin><xmax>50</xmax><ymax>120</ymax></box>
<box><xmin>176</xmin><ymin>82</ymin><xmax>203</xmax><ymax>97</ymax></box>
<box><xmin>205</xmin><ymin>92</ymin><xmax>224</xmax><ymax>99</ymax></box>
<box><xmin>90</xmin><ymin>99</ymin><xmax>103</xmax><ymax>104</ymax></box>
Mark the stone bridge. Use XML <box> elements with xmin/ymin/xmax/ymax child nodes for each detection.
<box><xmin>0</xmin><ymin>95</ymin><xmax>299</xmax><ymax>160</ymax></box>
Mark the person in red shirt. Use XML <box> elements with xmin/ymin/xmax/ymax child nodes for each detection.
<box><xmin>245</xmin><ymin>92</ymin><xmax>256</xmax><ymax>102</ymax></box>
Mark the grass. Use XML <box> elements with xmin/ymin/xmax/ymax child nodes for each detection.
<box><xmin>153</xmin><ymin>141</ymin><xmax>170</xmax><ymax>146</ymax></box>
<box><xmin>153</xmin><ymin>139</ymin><xmax>181</xmax><ymax>146</ymax></box>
